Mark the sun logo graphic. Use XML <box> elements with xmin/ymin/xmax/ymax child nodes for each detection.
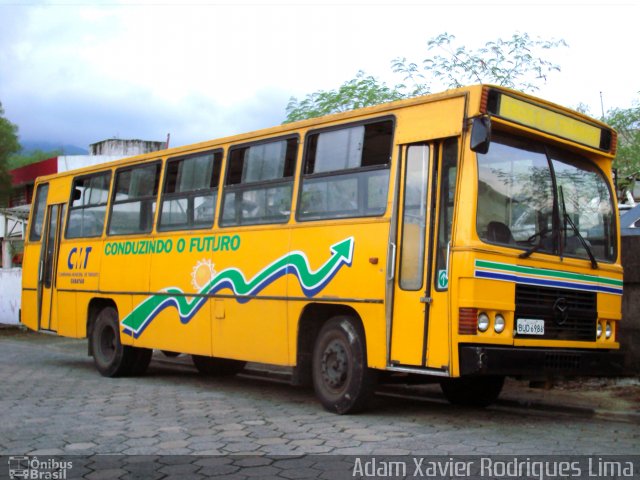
<box><xmin>191</xmin><ymin>259</ymin><xmax>216</xmax><ymax>291</ymax></box>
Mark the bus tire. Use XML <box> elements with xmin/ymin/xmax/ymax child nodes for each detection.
<box><xmin>439</xmin><ymin>375</ymin><xmax>505</xmax><ymax>407</ymax></box>
<box><xmin>191</xmin><ymin>355</ymin><xmax>246</xmax><ymax>376</ymax></box>
<box><xmin>312</xmin><ymin>316</ymin><xmax>376</xmax><ymax>414</ymax></box>
<box><xmin>129</xmin><ymin>347</ymin><xmax>153</xmax><ymax>376</ymax></box>
<box><xmin>90</xmin><ymin>306</ymin><xmax>135</xmax><ymax>377</ymax></box>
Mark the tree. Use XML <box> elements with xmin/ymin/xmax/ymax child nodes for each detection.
<box><xmin>284</xmin><ymin>71</ymin><xmax>404</xmax><ymax>124</ymax></box>
<box><xmin>285</xmin><ymin>32</ymin><xmax>567</xmax><ymax>122</ymax></box>
<box><xmin>604</xmin><ymin>99</ymin><xmax>640</xmax><ymax>195</ymax></box>
<box><xmin>393</xmin><ymin>32</ymin><xmax>567</xmax><ymax>94</ymax></box>
<box><xmin>0</xmin><ymin>102</ymin><xmax>20</xmax><ymax>205</ymax></box>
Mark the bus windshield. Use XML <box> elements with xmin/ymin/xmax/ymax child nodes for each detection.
<box><xmin>476</xmin><ymin>133</ymin><xmax>616</xmax><ymax>263</ymax></box>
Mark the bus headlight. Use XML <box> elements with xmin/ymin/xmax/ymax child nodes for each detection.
<box><xmin>494</xmin><ymin>314</ymin><xmax>505</xmax><ymax>333</ymax></box>
<box><xmin>478</xmin><ymin>312</ymin><xmax>490</xmax><ymax>332</ymax></box>
<box><xmin>605</xmin><ymin>322</ymin><xmax>612</xmax><ymax>339</ymax></box>
<box><xmin>596</xmin><ymin>322</ymin><xmax>603</xmax><ymax>338</ymax></box>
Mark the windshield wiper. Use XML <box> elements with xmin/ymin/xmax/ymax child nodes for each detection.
<box><xmin>562</xmin><ymin>211</ymin><xmax>598</xmax><ymax>269</ymax></box>
<box><xmin>559</xmin><ymin>186</ymin><xmax>598</xmax><ymax>269</ymax></box>
<box><xmin>519</xmin><ymin>230</ymin><xmax>549</xmax><ymax>259</ymax></box>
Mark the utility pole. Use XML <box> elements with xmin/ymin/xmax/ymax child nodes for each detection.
<box><xmin>600</xmin><ymin>91</ymin><xmax>605</xmax><ymax>120</ymax></box>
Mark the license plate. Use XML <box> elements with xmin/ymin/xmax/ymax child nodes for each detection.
<box><xmin>516</xmin><ymin>318</ymin><xmax>545</xmax><ymax>335</ymax></box>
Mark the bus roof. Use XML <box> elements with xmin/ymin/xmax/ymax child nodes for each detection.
<box><xmin>34</xmin><ymin>84</ymin><xmax>616</xmax><ymax>183</ymax></box>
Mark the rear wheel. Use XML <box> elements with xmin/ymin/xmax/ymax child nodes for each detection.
<box><xmin>129</xmin><ymin>347</ymin><xmax>153</xmax><ymax>375</ymax></box>
<box><xmin>191</xmin><ymin>355</ymin><xmax>246</xmax><ymax>376</ymax></box>
<box><xmin>312</xmin><ymin>316</ymin><xmax>376</xmax><ymax>414</ymax></box>
<box><xmin>439</xmin><ymin>375</ymin><xmax>505</xmax><ymax>407</ymax></box>
<box><xmin>90</xmin><ymin>306</ymin><xmax>151</xmax><ymax>377</ymax></box>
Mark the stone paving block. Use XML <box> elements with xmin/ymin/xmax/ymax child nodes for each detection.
<box><xmin>85</xmin><ymin>468</ymin><xmax>128</xmax><ymax>480</ymax></box>
<box><xmin>159</xmin><ymin>462</ymin><xmax>201</xmax><ymax>475</ymax></box>
<box><xmin>197</xmin><ymin>463</ymin><xmax>241</xmax><ymax>476</ymax></box>
<box><xmin>237</xmin><ymin>465</ymin><xmax>282</xmax><ymax>477</ymax></box>
<box><xmin>223</xmin><ymin>442</ymin><xmax>261</xmax><ymax>453</ymax></box>
<box><xmin>254</xmin><ymin>437</ymin><xmax>288</xmax><ymax>446</ymax></box>
<box><xmin>187</xmin><ymin>440</ymin><xmax>228</xmax><ymax>451</ymax></box>
<box><xmin>155</xmin><ymin>440</ymin><xmax>190</xmax><ymax>450</ymax></box>
<box><xmin>121</xmin><ymin>446</ymin><xmax>161</xmax><ymax>455</ymax></box>
<box><xmin>26</xmin><ymin>448</ymin><xmax>66</xmax><ymax>455</ymax></box>
<box><xmin>162</xmin><ymin>475</ymin><xmax>206</xmax><ymax>480</ymax></box>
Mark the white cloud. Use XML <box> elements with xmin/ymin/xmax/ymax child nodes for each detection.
<box><xmin>1</xmin><ymin>1</ymin><xmax>638</xmax><ymax>149</ymax></box>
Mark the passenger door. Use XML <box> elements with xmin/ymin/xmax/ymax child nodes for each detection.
<box><xmin>38</xmin><ymin>204</ymin><xmax>65</xmax><ymax>331</ymax></box>
<box><xmin>390</xmin><ymin>144</ymin><xmax>435</xmax><ymax>366</ymax></box>
<box><xmin>389</xmin><ymin>139</ymin><xmax>458</xmax><ymax>370</ymax></box>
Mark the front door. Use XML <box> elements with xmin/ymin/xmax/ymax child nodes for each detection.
<box><xmin>38</xmin><ymin>204</ymin><xmax>64</xmax><ymax>331</ymax></box>
<box><xmin>390</xmin><ymin>144</ymin><xmax>434</xmax><ymax>366</ymax></box>
<box><xmin>390</xmin><ymin>139</ymin><xmax>458</xmax><ymax>369</ymax></box>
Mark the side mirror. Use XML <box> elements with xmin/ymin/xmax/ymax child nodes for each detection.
<box><xmin>72</xmin><ymin>188</ymin><xmax>82</xmax><ymax>201</ymax></box>
<box><xmin>470</xmin><ymin>116</ymin><xmax>491</xmax><ymax>154</ymax></box>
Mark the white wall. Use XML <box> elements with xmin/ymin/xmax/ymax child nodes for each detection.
<box><xmin>0</xmin><ymin>268</ymin><xmax>22</xmax><ymax>325</ymax></box>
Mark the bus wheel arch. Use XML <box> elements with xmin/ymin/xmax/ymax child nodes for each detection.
<box><xmin>294</xmin><ymin>303</ymin><xmax>361</xmax><ymax>387</ymax></box>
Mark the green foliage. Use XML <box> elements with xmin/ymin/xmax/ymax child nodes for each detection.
<box><xmin>393</xmin><ymin>32</ymin><xmax>568</xmax><ymax>94</ymax></box>
<box><xmin>8</xmin><ymin>148</ymin><xmax>62</xmax><ymax>170</ymax></box>
<box><xmin>604</xmin><ymin>99</ymin><xmax>640</xmax><ymax>192</ymax></box>
<box><xmin>286</xmin><ymin>32</ymin><xmax>568</xmax><ymax>123</ymax></box>
<box><xmin>0</xmin><ymin>102</ymin><xmax>20</xmax><ymax>204</ymax></box>
<box><xmin>284</xmin><ymin>71</ymin><xmax>404</xmax><ymax>124</ymax></box>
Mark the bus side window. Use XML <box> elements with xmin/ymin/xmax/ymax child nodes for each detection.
<box><xmin>29</xmin><ymin>183</ymin><xmax>49</xmax><ymax>242</ymax></box>
<box><xmin>66</xmin><ymin>172</ymin><xmax>111</xmax><ymax>238</ymax></box>
<box><xmin>158</xmin><ymin>150</ymin><xmax>222</xmax><ymax>231</ymax></box>
<box><xmin>220</xmin><ymin>137</ymin><xmax>297</xmax><ymax>227</ymax></box>
<box><xmin>108</xmin><ymin>162</ymin><xmax>161</xmax><ymax>236</ymax></box>
<box><xmin>297</xmin><ymin>119</ymin><xmax>393</xmax><ymax>221</ymax></box>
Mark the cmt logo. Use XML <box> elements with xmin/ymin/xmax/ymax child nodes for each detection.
<box><xmin>67</xmin><ymin>247</ymin><xmax>92</xmax><ymax>270</ymax></box>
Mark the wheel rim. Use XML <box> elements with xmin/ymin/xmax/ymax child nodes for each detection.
<box><xmin>98</xmin><ymin>324</ymin><xmax>117</xmax><ymax>363</ymax></box>
<box><xmin>320</xmin><ymin>339</ymin><xmax>349</xmax><ymax>391</ymax></box>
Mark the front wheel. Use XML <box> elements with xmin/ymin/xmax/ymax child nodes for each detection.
<box><xmin>439</xmin><ymin>375</ymin><xmax>505</xmax><ymax>407</ymax></box>
<box><xmin>312</xmin><ymin>316</ymin><xmax>376</xmax><ymax>414</ymax></box>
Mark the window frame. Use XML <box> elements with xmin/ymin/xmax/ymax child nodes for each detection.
<box><xmin>107</xmin><ymin>160</ymin><xmax>162</xmax><ymax>237</ymax></box>
<box><xmin>220</xmin><ymin>135</ymin><xmax>298</xmax><ymax>227</ymax></box>
<box><xmin>157</xmin><ymin>149</ymin><xmax>223</xmax><ymax>232</ymax></box>
<box><xmin>65</xmin><ymin>171</ymin><xmax>112</xmax><ymax>239</ymax></box>
<box><xmin>28</xmin><ymin>183</ymin><xmax>49</xmax><ymax>242</ymax></box>
<box><xmin>296</xmin><ymin>116</ymin><xmax>395</xmax><ymax>222</ymax></box>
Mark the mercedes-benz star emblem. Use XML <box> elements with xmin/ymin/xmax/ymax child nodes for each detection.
<box><xmin>553</xmin><ymin>297</ymin><xmax>569</xmax><ymax>325</ymax></box>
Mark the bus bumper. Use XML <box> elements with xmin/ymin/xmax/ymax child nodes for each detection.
<box><xmin>459</xmin><ymin>344</ymin><xmax>624</xmax><ymax>377</ymax></box>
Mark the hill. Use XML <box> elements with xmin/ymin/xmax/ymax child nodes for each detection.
<box><xmin>20</xmin><ymin>140</ymin><xmax>88</xmax><ymax>155</ymax></box>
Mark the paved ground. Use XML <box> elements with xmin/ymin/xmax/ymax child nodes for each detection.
<box><xmin>1</xmin><ymin>327</ymin><xmax>639</xmax><ymax>478</ymax></box>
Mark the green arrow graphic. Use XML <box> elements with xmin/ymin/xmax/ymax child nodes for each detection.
<box><xmin>121</xmin><ymin>237</ymin><xmax>354</xmax><ymax>338</ymax></box>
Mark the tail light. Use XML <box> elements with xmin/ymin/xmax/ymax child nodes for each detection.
<box><xmin>459</xmin><ymin>308</ymin><xmax>478</xmax><ymax>335</ymax></box>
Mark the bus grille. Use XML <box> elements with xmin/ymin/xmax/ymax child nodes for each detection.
<box><xmin>515</xmin><ymin>285</ymin><xmax>597</xmax><ymax>341</ymax></box>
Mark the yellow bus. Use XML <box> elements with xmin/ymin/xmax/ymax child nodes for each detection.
<box><xmin>21</xmin><ymin>85</ymin><xmax>623</xmax><ymax>413</ymax></box>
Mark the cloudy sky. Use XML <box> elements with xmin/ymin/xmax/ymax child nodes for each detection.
<box><xmin>1</xmin><ymin>0</ymin><xmax>638</xmax><ymax>150</ymax></box>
